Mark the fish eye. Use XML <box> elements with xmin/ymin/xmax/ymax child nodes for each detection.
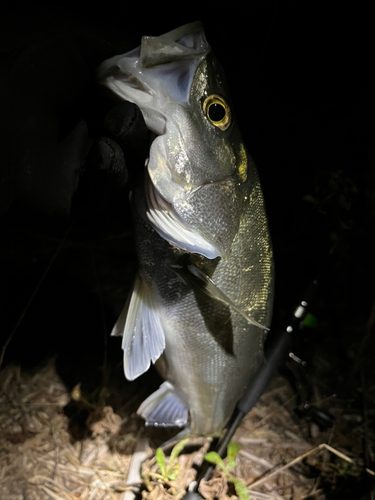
<box><xmin>203</xmin><ymin>94</ymin><xmax>231</xmax><ymax>131</ymax></box>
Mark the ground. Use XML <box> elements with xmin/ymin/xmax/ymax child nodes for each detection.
<box><xmin>0</xmin><ymin>353</ymin><xmax>373</xmax><ymax>499</ymax></box>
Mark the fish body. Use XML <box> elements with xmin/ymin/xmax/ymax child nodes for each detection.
<box><xmin>98</xmin><ymin>22</ymin><xmax>273</xmax><ymax>436</ymax></box>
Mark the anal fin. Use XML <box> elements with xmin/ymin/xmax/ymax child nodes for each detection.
<box><xmin>137</xmin><ymin>381</ymin><xmax>188</xmax><ymax>428</ymax></box>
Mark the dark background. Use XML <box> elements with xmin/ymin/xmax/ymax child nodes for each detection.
<box><xmin>0</xmin><ymin>2</ymin><xmax>374</xmax><ymax>443</ymax></box>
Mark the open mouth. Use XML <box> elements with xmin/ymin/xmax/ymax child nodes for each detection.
<box><xmin>145</xmin><ymin>172</ymin><xmax>220</xmax><ymax>259</ymax></box>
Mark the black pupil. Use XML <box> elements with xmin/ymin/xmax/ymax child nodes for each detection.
<box><xmin>208</xmin><ymin>102</ymin><xmax>226</xmax><ymax>122</ymax></box>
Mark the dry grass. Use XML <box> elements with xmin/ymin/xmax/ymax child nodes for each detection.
<box><xmin>1</xmin><ymin>359</ymin><xmax>372</xmax><ymax>500</ymax></box>
<box><xmin>0</xmin><ymin>362</ymin><xmax>133</xmax><ymax>500</ymax></box>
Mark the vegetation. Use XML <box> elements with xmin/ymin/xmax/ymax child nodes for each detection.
<box><xmin>204</xmin><ymin>442</ymin><xmax>249</xmax><ymax>500</ymax></box>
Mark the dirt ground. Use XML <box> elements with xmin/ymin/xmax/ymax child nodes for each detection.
<box><xmin>1</xmin><ymin>351</ymin><xmax>374</xmax><ymax>500</ymax></box>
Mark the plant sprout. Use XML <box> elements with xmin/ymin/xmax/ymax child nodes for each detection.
<box><xmin>204</xmin><ymin>441</ymin><xmax>249</xmax><ymax>500</ymax></box>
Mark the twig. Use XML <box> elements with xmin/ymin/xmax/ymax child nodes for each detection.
<box><xmin>238</xmin><ymin>438</ymin><xmax>269</xmax><ymax>445</ymax></box>
<box><xmin>239</xmin><ymin>450</ymin><xmax>274</xmax><ymax>469</ymax></box>
<box><xmin>253</xmin><ymin>392</ymin><xmax>298</xmax><ymax>430</ymax></box>
<box><xmin>301</xmin><ymin>488</ymin><xmax>324</xmax><ymax>499</ymax></box>
<box><xmin>28</xmin><ymin>475</ymin><xmax>72</xmax><ymax>494</ymax></box>
<box><xmin>310</xmin><ymin>426</ymin><xmax>334</xmax><ymax>495</ymax></box>
<box><xmin>244</xmin><ymin>491</ymin><xmax>282</xmax><ymax>499</ymax></box>
<box><xmin>247</xmin><ymin>443</ymin><xmax>375</xmax><ymax>491</ymax></box>
<box><xmin>322</xmin><ymin>443</ymin><xmax>354</xmax><ymax>463</ymax></box>
<box><xmin>39</xmin><ymin>484</ymin><xmax>75</xmax><ymax>500</ymax></box>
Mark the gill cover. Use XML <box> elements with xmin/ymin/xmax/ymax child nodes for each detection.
<box><xmin>98</xmin><ymin>22</ymin><xmax>246</xmax><ymax>259</ymax></box>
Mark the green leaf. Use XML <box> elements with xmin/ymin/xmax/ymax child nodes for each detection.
<box><xmin>231</xmin><ymin>478</ymin><xmax>249</xmax><ymax>500</ymax></box>
<box><xmin>227</xmin><ymin>441</ymin><xmax>241</xmax><ymax>462</ymax></box>
<box><xmin>167</xmin><ymin>464</ymin><xmax>180</xmax><ymax>481</ymax></box>
<box><xmin>226</xmin><ymin>459</ymin><xmax>237</xmax><ymax>470</ymax></box>
<box><xmin>156</xmin><ymin>448</ymin><xmax>166</xmax><ymax>478</ymax></box>
<box><xmin>170</xmin><ymin>438</ymin><xmax>189</xmax><ymax>467</ymax></box>
<box><xmin>204</xmin><ymin>451</ymin><xmax>226</xmax><ymax>470</ymax></box>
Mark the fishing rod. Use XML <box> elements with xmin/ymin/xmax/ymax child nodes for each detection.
<box><xmin>182</xmin><ymin>273</ymin><xmax>321</xmax><ymax>500</ymax></box>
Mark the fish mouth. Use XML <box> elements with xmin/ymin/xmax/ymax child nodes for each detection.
<box><xmin>145</xmin><ymin>173</ymin><xmax>239</xmax><ymax>259</ymax></box>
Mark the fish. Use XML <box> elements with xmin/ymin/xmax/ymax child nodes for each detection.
<box><xmin>97</xmin><ymin>22</ymin><xmax>274</xmax><ymax>436</ymax></box>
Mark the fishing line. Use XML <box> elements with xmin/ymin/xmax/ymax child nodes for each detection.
<box><xmin>0</xmin><ymin>221</ymin><xmax>74</xmax><ymax>371</ymax></box>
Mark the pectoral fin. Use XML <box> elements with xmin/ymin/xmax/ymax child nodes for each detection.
<box><xmin>111</xmin><ymin>274</ymin><xmax>165</xmax><ymax>381</ymax></box>
<box><xmin>171</xmin><ymin>263</ymin><xmax>269</xmax><ymax>331</ymax></box>
<box><xmin>145</xmin><ymin>173</ymin><xmax>219</xmax><ymax>259</ymax></box>
<box><xmin>137</xmin><ymin>381</ymin><xmax>188</xmax><ymax>428</ymax></box>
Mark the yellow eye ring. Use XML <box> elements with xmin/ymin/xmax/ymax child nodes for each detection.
<box><xmin>202</xmin><ymin>94</ymin><xmax>231</xmax><ymax>131</ymax></box>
